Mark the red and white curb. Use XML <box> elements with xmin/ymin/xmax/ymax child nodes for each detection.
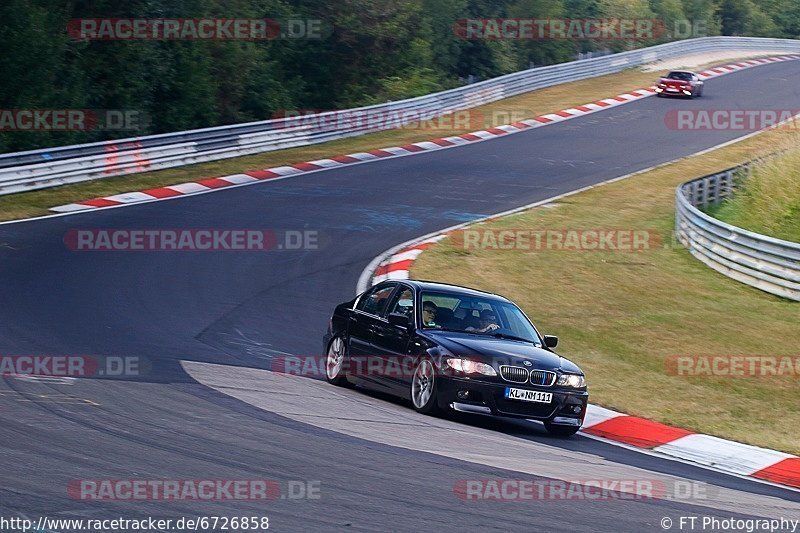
<box><xmin>582</xmin><ymin>406</ymin><xmax>800</xmax><ymax>489</ymax></box>
<box><xmin>50</xmin><ymin>55</ymin><xmax>800</xmax><ymax>214</ymax></box>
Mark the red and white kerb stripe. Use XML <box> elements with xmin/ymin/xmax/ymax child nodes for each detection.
<box><xmin>582</xmin><ymin>405</ymin><xmax>800</xmax><ymax>489</ymax></box>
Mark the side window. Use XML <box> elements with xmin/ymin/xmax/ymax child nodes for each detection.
<box><xmin>356</xmin><ymin>284</ymin><xmax>396</xmax><ymax>316</ymax></box>
<box><xmin>387</xmin><ymin>287</ymin><xmax>414</xmax><ymax>317</ymax></box>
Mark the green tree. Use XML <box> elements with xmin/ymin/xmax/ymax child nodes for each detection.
<box><xmin>0</xmin><ymin>0</ymin><xmax>88</xmax><ymax>150</ymax></box>
<box><xmin>598</xmin><ymin>0</ymin><xmax>658</xmax><ymax>50</ymax></box>
<box><xmin>679</xmin><ymin>0</ymin><xmax>721</xmax><ymax>36</ymax></box>
<box><xmin>508</xmin><ymin>0</ymin><xmax>575</xmax><ymax>67</ymax></box>
<box><xmin>649</xmin><ymin>0</ymin><xmax>687</xmax><ymax>41</ymax></box>
<box><xmin>717</xmin><ymin>0</ymin><xmax>778</xmax><ymax>36</ymax></box>
<box><xmin>753</xmin><ymin>0</ymin><xmax>800</xmax><ymax>37</ymax></box>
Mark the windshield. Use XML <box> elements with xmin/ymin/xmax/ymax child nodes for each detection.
<box><xmin>666</xmin><ymin>71</ymin><xmax>692</xmax><ymax>81</ymax></box>
<box><xmin>420</xmin><ymin>291</ymin><xmax>542</xmax><ymax>346</ymax></box>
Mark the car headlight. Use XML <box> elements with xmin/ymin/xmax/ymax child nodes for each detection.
<box><xmin>445</xmin><ymin>358</ymin><xmax>497</xmax><ymax>376</ymax></box>
<box><xmin>557</xmin><ymin>374</ymin><xmax>586</xmax><ymax>388</ymax></box>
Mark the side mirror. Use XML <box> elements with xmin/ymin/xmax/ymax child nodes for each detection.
<box><xmin>543</xmin><ymin>335</ymin><xmax>558</xmax><ymax>348</ymax></box>
<box><xmin>388</xmin><ymin>312</ymin><xmax>413</xmax><ymax>329</ymax></box>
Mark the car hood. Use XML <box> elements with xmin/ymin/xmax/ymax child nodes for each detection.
<box><xmin>423</xmin><ymin>330</ymin><xmax>583</xmax><ymax>374</ymax></box>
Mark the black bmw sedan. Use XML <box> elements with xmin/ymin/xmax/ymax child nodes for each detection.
<box><xmin>322</xmin><ymin>280</ymin><xmax>588</xmax><ymax>436</ymax></box>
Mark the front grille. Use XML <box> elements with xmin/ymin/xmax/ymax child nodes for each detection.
<box><xmin>529</xmin><ymin>370</ymin><xmax>556</xmax><ymax>387</ymax></box>
<box><xmin>499</xmin><ymin>365</ymin><xmax>529</xmax><ymax>383</ymax></box>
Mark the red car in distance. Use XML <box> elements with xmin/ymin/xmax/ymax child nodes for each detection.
<box><xmin>655</xmin><ymin>70</ymin><xmax>704</xmax><ymax>98</ymax></box>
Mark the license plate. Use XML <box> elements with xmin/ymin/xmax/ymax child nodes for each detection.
<box><xmin>666</xmin><ymin>88</ymin><xmax>678</xmax><ymax>92</ymax></box>
<box><xmin>505</xmin><ymin>387</ymin><xmax>552</xmax><ymax>403</ymax></box>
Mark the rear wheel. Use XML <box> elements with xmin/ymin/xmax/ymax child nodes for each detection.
<box><xmin>544</xmin><ymin>422</ymin><xmax>581</xmax><ymax>437</ymax></box>
<box><xmin>411</xmin><ymin>358</ymin><xmax>439</xmax><ymax>414</ymax></box>
<box><xmin>326</xmin><ymin>336</ymin><xmax>353</xmax><ymax>387</ymax></box>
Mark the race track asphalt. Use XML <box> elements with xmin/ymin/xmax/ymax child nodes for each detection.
<box><xmin>1</xmin><ymin>59</ymin><xmax>798</xmax><ymax>531</ymax></box>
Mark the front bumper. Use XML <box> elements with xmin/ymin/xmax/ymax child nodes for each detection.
<box><xmin>655</xmin><ymin>87</ymin><xmax>692</xmax><ymax>96</ymax></box>
<box><xmin>436</xmin><ymin>375</ymin><xmax>588</xmax><ymax>425</ymax></box>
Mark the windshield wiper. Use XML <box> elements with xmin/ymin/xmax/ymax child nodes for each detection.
<box><xmin>490</xmin><ymin>332</ymin><xmax>538</xmax><ymax>344</ymax></box>
<box><xmin>429</xmin><ymin>327</ymin><xmax>493</xmax><ymax>337</ymax></box>
<box><xmin>430</xmin><ymin>328</ymin><xmax>539</xmax><ymax>345</ymax></box>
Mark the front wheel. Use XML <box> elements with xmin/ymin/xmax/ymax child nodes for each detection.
<box><xmin>326</xmin><ymin>336</ymin><xmax>353</xmax><ymax>387</ymax></box>
<box><xmin>544</xmin><ymin>422</ymin><xmax>581</xmax><ymax>437</ymax></box>
<box><xmin>411</xmin><ymin>357</ymin><xmax>439</xmax><ymax>414</ymax></box>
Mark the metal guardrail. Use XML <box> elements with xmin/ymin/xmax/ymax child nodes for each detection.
<box><xmin>3</xmin><ymin>36</ymin><xmax>800</xmax><ymax>195</ymax></box>
<box><xmin>675</xmin><ymin>164</ymin><xmax>800</xmax><ymax>301</ymax></box>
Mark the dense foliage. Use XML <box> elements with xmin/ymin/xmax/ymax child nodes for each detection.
<box><xmin>1</xmin><ymin>0</ymin><xmax>797</xmax><ymax>152</ymax></box>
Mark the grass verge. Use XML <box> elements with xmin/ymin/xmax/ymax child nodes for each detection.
<box><xmin>0</xmin><ymin>54</ymin><xmax>778</xmax><ymax>222</ymax></box>
<box><xmin>707</xmin><ymin>139</ymin><xmax>800</xmax><ymax>242</ymax></box>
<box><xmin>411</xmin><ymin>126</ymin><xmax>800</xmax><ymax>455</ymax></box>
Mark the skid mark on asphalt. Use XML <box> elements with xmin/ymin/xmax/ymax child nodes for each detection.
<box><xmin>212</xmin><ymin>328</ymin><xmax>294</xmax><ymax>361</ymax></box>
<box><xmin>538</xmin><ymin>158</ymin><xmax>598</xmax><ymax>168</ymax></box>
<box><xmin>252</xmin><ymin>184</ymin><xmax>359</xmax><ymax>198</ymax></box>
<box><xmin>330</xmin><ymin>206</ymin><xmax>485</xmax><ymax>232</ymax></box>
<box><xmin>10</xmin><ymin>375</ymin><xmax>76</xmax><ymax>385</ymax></box>
<box><xmin>183</xmin><ymin>360</ymin><xmax>800</xmax><ymax>517</ymax></box>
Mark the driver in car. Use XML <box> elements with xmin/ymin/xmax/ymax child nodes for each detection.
<box><xmin>422</xmin><ymin>301</ymin><xmax>438</xmax><ymax>327</ymax></box>
<box><xmin>466</xmin><ymin>309</ymin><xmax>500</xmax><ymax>333</ymax></box>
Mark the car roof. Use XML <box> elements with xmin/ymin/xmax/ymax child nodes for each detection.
<box><xmin>667</xmin><ymin>70</ymin><xmax>695</xmax><ymax>75</ymax></box>
<box><xmin>399</xmin><ymin>279</ymin><xmax>511</xmax><ymax>302</ymax></box>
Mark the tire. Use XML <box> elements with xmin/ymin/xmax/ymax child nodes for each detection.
<box><xmin>697</xmin><ymin>86</ymin><xmax>703</xmax><ymax>97</ymax></box>
<box><xmin>325</xmin><ymin>336</ymin><xmax>353</xmax><ymax>387</ymax></box>
<box><xmin>544</xmin><ymin>422</ymin><xmax>581</xmax><ymax>437</ymax></box>
<box><xmin>410</xmin><ymin>357</ymin><xmax>439</xmax><ymax>415</ymax></box>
